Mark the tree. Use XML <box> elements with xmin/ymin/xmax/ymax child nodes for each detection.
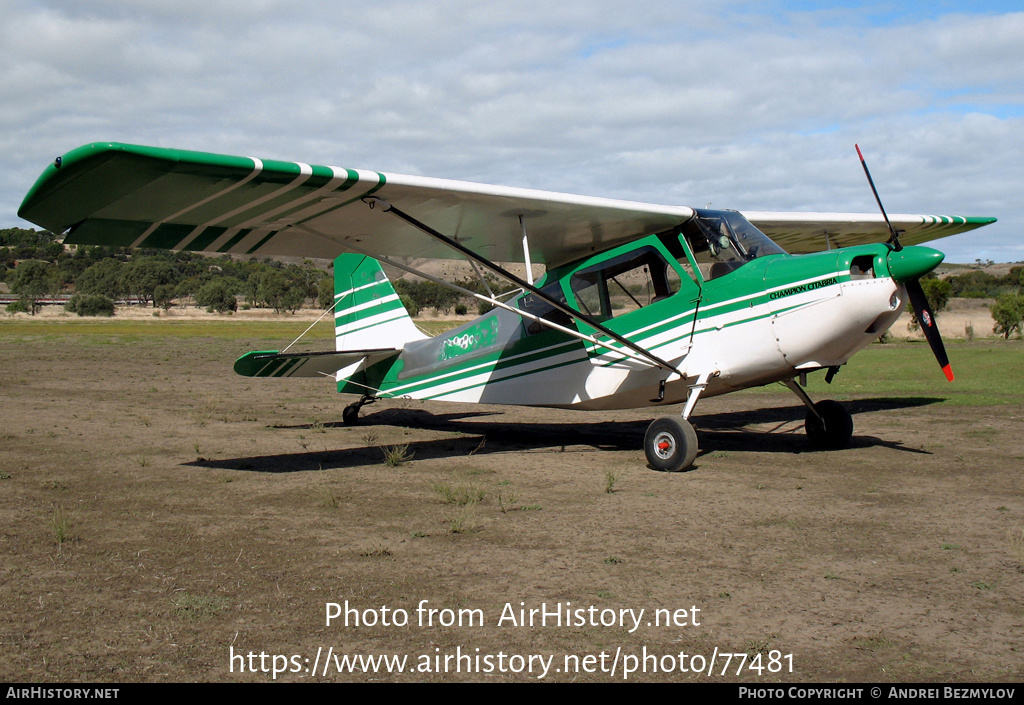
<box><xmin>317</xmin><ymin>275</ymin><xmax>335</xmax><ymax>310</ymax></box>
<box><xmin>123</xmin><ymin>256</ymin><xmax>177</xmax><ymax>306</ymax></box>
<box><xmin>0</xmin><ymin>227</ymin><xmax>58</xmax><ymax>248</ymax></box>
<box><xmin>991</xmin><ymin>293</ymin><xmax>1024</xmax><ymax>339</ymax></box>
<box><xmin>253</xmin><ymin>269</ymin><xmax>305</xmax><ymax>313</ymax></box>
<box><xmin>8</xmin><ymin>260</ymin><xmax>59</xmax><ymax>314</ymax></box>
<box><xmin>76</xmin><ymin>259</ymin><xmax>127</xmax><ymax>300</ymax></box>
<box><xmin>393</xmin><ymin>278</ymin><xmax>460</xmax><ymax>313</ymax></box>
<box><xmin>173</xmin><ymin>276</ymin><xmax>203</xmax><ymax>305</ymax></box>
<box><xmin>195</xmin><ymin>279</ymin><xmax>238</xmax><ymax>314</ymax></box>
<box><xmin>153</xmin><ymin>284</ymin><xmax>176</xmax><ymax>311</ymax></box>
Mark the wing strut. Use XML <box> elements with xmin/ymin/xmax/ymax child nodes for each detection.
<box><xmin>520</xmin><ymin>215</ymin><xmax>535</xmax><ymax>285</ymax></box>
<box><xmin>363</xmin><ymin>197</ymin><xmax>685</xmax><ymax>378</ymax></box>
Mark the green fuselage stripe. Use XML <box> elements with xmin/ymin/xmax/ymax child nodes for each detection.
<box><xmin>376</xmin><ymin>270</ymin><xmax>847</xmax><ymax>401</ymax></box>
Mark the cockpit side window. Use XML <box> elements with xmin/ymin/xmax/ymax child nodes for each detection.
<box><xmin>568</xmin><ymin>246</ymin><xmax>676</xmax><ymax>321</ymax></box>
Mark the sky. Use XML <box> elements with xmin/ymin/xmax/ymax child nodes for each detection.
<box><xmin>2</xmin><ymin>0</ymin><xmax>1021</xmax><ymax>263</ymax></box>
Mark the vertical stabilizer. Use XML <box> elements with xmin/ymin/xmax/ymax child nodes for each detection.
<box><xmin>333</xmin><ymin>253</ymin><xmax>427</xmax><ymax>352</ymax></box>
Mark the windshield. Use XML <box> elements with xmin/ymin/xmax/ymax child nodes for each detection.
<box><xmin>681</xmin><ymin>209</ymin><xmax>787</xmax><ymax>280</ymax></box>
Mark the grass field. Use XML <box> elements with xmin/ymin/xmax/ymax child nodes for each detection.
<box><xmin>3</xmin><ymin>316</ymin><xmax>1020</xmax><ymax>403</ymax></box>
<box><xmin>797</xmin><ymin>339</ymin><xmax>1024</xmax><ymax>406</ymax></box>
<box><xmin>2</xmin><ymin>317</ymin><xmax>1022</xmax><ymax>682</ymax></box>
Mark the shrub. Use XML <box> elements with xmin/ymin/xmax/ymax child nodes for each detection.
<box><xmin>65</xmin><ymin>294</ymin><xmax>115</xmax><ymax>317</ymax></box>
<box><xmin>5</xmin><ymin>299</ymin><xmax>30</xmax><ymax>314</ymax></box>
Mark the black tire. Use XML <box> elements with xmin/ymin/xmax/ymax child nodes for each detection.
<box><xmin>644</xmin><ymin>416</ymin><xmax>699</xmax><ymax>472</ymax></box>
<box><xmin>804</xmin><ymin>400</ymin><xmax>853</xmax><ymax>449</ymax></box>
<box><xmin>342</xmin><ymin>404</ymin><xmax>360</xmax><ymax>426</ymax></box>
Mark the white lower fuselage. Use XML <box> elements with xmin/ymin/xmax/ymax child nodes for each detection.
<box><xmin>385</xmin><ymin>275</ymin><xmax>903</xmax><ymax>412</ymax></box>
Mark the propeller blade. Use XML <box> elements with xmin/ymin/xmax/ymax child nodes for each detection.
<box><xmin>855</xmin><ymin>144</ymin><xmax>902</xmax><ymax>251</ymax></box>
<box><xmin>856</xmin><ymin>145</ymin><xmax>953</xmax><ymax>381</ymax></box>
<box><xmin>905</xmin><ymin>278</ymin><xmax>954</xmax><ymax>382</ymax></box>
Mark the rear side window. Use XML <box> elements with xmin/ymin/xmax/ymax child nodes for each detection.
<box><xmin>569</xmin><ymin>246</ymin><xmax>676</xmax><ymax>320</ymax></box>
<box><xmin>518</xmin><ymin>280</ymin><xmax>574</xmax><ymax>335</ymax></box>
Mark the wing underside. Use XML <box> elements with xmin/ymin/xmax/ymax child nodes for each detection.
<box><xmin>743</xmin><ymin>211</ymin><xmax>996</xmax><ymax>254</ymax></box>
<box><xmin>19</xmin><ymin>142</ymin><xmax>995</xmax><ymax>265</ymax></box>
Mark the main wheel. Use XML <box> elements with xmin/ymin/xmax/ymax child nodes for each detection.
<box><xmin>342</xmin><ymin>404</ymin><xmax>360</xmax><ymax>426</ymax></box>
<box><xmin>804</xmin><ymin>400</ymin><xmax>853</xmax><ymax>449</ymax></box>
<box><xmin>644</xmin><ymin>416</ymin><xmax>699</xmax><ymax>472</ymax></box>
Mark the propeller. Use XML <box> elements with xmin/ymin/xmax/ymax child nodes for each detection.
<box><xmin>856</xmin><ymin>144</ymin><xmax>954</xmax><ymax>382</ymax></box>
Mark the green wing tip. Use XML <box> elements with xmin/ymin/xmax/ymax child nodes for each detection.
<box><xmin>233</xmin><ymin>350</ymin><xmax>280</xmax><ymax>377</ymax></box>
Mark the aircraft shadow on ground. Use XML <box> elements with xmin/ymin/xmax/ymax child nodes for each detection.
<box><xmin>183</xmin><ymin>396</ymin><xmax>942</xmax><ymax>473</ymax></box>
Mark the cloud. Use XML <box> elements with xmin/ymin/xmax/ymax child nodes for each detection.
<box><xmin>2</xmin><ymin>1</ymin><xmax>1020</xmax><ymax>262</ymax></box>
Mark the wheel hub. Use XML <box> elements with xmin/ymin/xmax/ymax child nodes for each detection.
<box><xmin>653</xmin><ymin>432</ymin><xmax>676</xmax><ymax>459</ymax></box>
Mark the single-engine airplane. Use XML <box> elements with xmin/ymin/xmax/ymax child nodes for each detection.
<box><xmin>19</xmin><ymin>142</ymin><xmax>996</xmax><ymax>471</ymax></box>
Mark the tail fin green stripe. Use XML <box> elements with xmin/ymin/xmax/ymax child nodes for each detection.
<box><xmin>333</xmin><ymin>253</ymin><xmax>426</xmax><ymax>352</ymax></box>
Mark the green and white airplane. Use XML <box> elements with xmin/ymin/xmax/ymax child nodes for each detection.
<box><xmin>19</xmin><ymin>142</ymin><xmax>996</xmax><ymax>471</ymax></box>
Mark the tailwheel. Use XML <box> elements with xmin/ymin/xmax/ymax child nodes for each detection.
<box><xmin>644</xmin><ymin>416</ymin><xmax>699</xmax><ymax>472</ymax></box>
<box><xmin>343</xmin><ymin>395</ymin><xmax>377</xmax><ymax>426</ymax></box>
<box><xmin>342</xmin><ymin>404</ymin><xmax>360</xmax><ymax>426</ymax></box>
<box><xmin>804</xmin><ymin>400</ymin><xmax>853</xmax><ymax>449</ymax></box>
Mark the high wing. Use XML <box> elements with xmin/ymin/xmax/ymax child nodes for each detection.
<box><xmin>19</xmin><ymin>142</ymin><xmax>995</xmax><ymax>265</ymax></box>
<box><xmin>744</xmin><ymin>211</ymin><xmax>997</xmax><ymax>254</ymax></box>
<box><xmin>19</xmin><ymin>142</ymin><xmax>693</xmax><ymax>268</ymax></box>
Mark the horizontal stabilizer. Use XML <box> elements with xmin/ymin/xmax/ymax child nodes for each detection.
<box><xmin>234</xmin><ymin>349</ymin><xmax>399</xmax><ymax>378</ymax></box>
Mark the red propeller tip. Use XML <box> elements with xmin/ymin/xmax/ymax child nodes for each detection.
<box><xmin>942</xmin><ymin>364</ymin><xmax>954</xmax><ymax>382</ymax></box>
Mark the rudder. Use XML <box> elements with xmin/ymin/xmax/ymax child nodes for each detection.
<box><xmin>333</xmin><ymin>253</ymin><xmax>426</xmax><ymax>351</ymax></box>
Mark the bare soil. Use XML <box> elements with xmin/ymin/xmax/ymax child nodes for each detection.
<box><xmin>1</xmin><ymin>326</ymin><xmax>1022</xmax><ymax>683</ymax></box>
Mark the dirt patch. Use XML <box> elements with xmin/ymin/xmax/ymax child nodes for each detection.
<box><xmin>1</xmin><ymin>332</ymin><xmax>1022</xmax><ymax>682</ymax></box>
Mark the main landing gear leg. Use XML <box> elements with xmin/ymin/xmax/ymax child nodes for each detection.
<box><xmin>342</xmin><ymin>395</ymin><xmax>377</xmax><ymax>426</ymax></box>
<box><xmin>783</xmin><ymin>378</ymin><xmax>853</xmax><ymax>449</ymax></box>
<box><xmin>644</xmin><ymin>371</ymin><xmax>712</xmax><ymax>472</ymax></box>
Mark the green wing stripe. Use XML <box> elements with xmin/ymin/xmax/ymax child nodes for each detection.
<box><xmin>67</xmin><ymin>219</ymin><xmax>149</xmax><ymax>248</ymax></box>
<box><xmin>296</xmin><ymin>173</ymin><xmax>387</xmax><ymax>226</ymax></box>
<box><xmin>271</xmin><ymin>356</ymin><xmax>305</xmax><ymax>377</ymax></box>
<box><xmin>217</xmin><ymin>229</ymin><xmax>253</xmax><ymax>253</ymax></box>
<box><xmin>182</xmin><ymin>226</ymin><xmax>229</xmax><ymax>252</ymax></box>
<box><xmin>20</xmin><ymin>143</ymin><xmax>255</xmax><ymax>234</ymax></box>
<box><xmin>248</xmin><ymin>175</ymin><xmax>389</xmax><ymax>256</ymax></box>
<box><xmin>244</xmin><ymin>230</ymin><xmax>281</xmax><ymax>256</ymax></box>
<box><xmin>138</xmin><ymin>222</ymin><xmax>201</xmax><ymax>250</ymax></box>
<box><xmin>19</xmin><ymin>144</ymin><xmax>384</xmax><ymax>260</ymax></box>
